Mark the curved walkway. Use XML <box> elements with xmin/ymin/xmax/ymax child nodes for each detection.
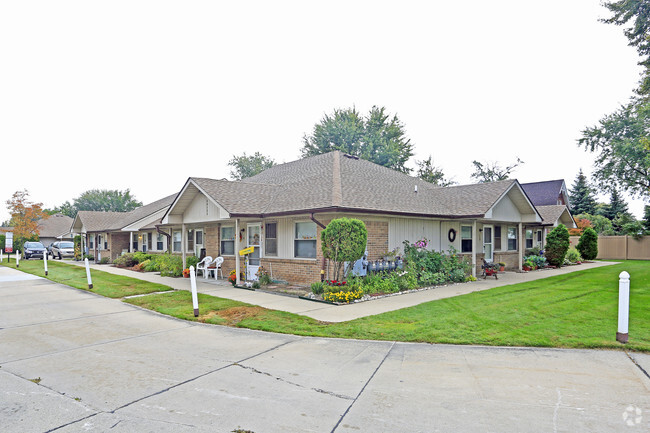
<box><xmin>68</xmin><ymin>260</ymin><xmax>618</xmax><ymax>322</ymax></box>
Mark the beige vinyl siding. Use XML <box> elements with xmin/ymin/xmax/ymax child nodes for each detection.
<box><xmin>389</xmin><ymin>218</ymin><xmax>441</xmax><ymax>252</ymax></box>
<box><xmin>183</xmin><ymin>195</ymin><xmax>228</xmax><ymax>223</ymax></box>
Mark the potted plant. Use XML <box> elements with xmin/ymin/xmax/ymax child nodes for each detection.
<box><xmin>182</xmin><ymin>268</ymin><xmax>190</xmax><ymax>278</ymax></box>
<box><xmin>522</xmin><ymin>259</ymin><xmax>534</xmax><ymax>272</ymax></box>
<box><xmin>498</xmin><ymin>262</ymin><xmax>506</xmax><ymax>272</ymax></box>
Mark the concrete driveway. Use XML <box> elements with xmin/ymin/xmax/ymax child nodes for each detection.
<box><xmin>1</xmin><ymin>266</ymin><xmax>649</xmax><ymax>432</ymax></box>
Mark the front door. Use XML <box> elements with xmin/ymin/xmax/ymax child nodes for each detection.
<box><xmin>195</xmin><ymin>229</ymin><xmax>204</xmax><ymax>256</ymax></box>
<box><xmin>483</xmin><ymin>225</ymin><xmax>493</xmax><ymax>262</ymax></box>
<box><xmin>246</xmin><ymin>223</ymin><xmax>261</xmax><ymax>280</ymax></box>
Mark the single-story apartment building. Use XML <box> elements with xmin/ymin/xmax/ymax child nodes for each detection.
<box><xmin>159</xmin><ymin>151</ymin><xmax>553</xmax><ymax>284</ymax></box>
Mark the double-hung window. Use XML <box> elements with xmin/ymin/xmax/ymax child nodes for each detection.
<box><xmin>156</xmin><ymin>233</ymin><xmax>164</xmax><ymax>251</ymax></box>
<box><xmin>173</xmin><ymin>231</ymin><xmax>181</xmax><ymax>253</ymax></box>
<box><xmin>294</xmin><ymin>222</ymin><xmax>317</xmax><ymax>258</ymax></box>
<box><xmin>525</xmin><ymin>230</ymin><xmax>533</xmax><ymax>249</ymax></box>
<box><xmin>220</xmin><ymin>226</ymin><xmax>235</xmax><ymax>255</ymax></box>
<box><xmin>460</xmin><ymin>226</ymin><xmax>472</xmax><ymax>253</ymax></box>
<box><xmin>507</xmin><ymin>227</ymin><xmax>517</xmax><ymax>251</ymax></box>
<box><xmin>187</xmin><ymin>229</ymin><xmax>194</xmax><ymax>252</ymax></box>
<box><xmin>494</xmin><ymin>225</ymin><xmax>502</xmax><ymax>250</ymax></box>
<box><xmin>265</xmin><ymin>222</ymin><xmax>277</xmax><ymax>256</ymax></box>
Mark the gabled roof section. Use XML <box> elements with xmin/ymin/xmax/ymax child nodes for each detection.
<box><xmin>176</xmin><ymin>151</ymin><xmax>537</xmax><ymax>219</ymax></box>
<box><xmin>536</xmin><ymin>205</ymin><xmax>576</xmax><ymax>228</ymax></box>
<box><xmin>72</xmin><ymin>194</ymin><xmax>176</xmax><ymax>233</ymax></box>
<box><xmin>120</xmin><ymin>194</ymin><xmax>176</xmax><ymax>230</ymax></box>
<box><xmin>37</xmin><ymin>214</ymin><xmax>74</xmax><ymax>238</ymax></box>
<box><xmin>521</xmin><ymin>180</ymin><xmax>568</xmax><ymax>207</ymax></box>
<box><xmin>72</xmin><ymin>211</ymin><xmax>127</xmax><ymax>233</ymax></box>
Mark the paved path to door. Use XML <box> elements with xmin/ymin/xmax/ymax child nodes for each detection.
<box><xmin>1</xmin><ymin>265</ymin><xmax>648</xmax><ymax>432</ymax></box>
<box><xmin>69</xmin><ymin>260</ymin><xmax>618</xmax><ymax>322</ymax></box>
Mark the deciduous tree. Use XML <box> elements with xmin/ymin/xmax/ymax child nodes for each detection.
<box><xmin>469</xmin><ymin>158</ymin><xmax>523</xmax><ymax>183</ymax></box>
<box><xmin>228</xmin><ymin>152</ymin><xmax>276</xmax><ymax>180</ymax></box>
<box><xmin>301</xmin><ymin>106</ymin><xmax>414</xmax><ymax>173</ymax></box>
<box><xmin>5</xmin><ymin>190</ymin><xmax>48</xmax><ymax>249</ymax></box>
<box><xmin>415</xmin><ymin>156</ymin><xmax>455</xmax><ymax>186</ymax></box>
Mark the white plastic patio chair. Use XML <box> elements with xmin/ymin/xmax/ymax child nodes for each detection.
<box><xmin>210</xmin><ymin>256</ymin><xmax>224</xmax><ymax>280</ymax></box>
<box><xmin>196</xmin><ymin>256</ymin><xmax>213</xmax><ymax>279</ymax></box>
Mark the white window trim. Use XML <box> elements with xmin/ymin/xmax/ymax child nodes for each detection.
<box><xmin>220</xmin><ymin>225</ymin><xmax>235</xmax><ymax>256</ymax></box>
<box><xmin>294</xmin><ymin>221</ymin><xmax>318</xmax><ymax>259</ymax></box>
<box><xmin>460</xmin><ymin>225</ymin><xmax>473</xmax><ymax>253</ymax></box>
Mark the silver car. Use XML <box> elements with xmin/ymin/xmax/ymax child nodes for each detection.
<box><xmin>51</xmin><ymin>241</ymin><xmax>75</xmax><ymax>259</ymax></box>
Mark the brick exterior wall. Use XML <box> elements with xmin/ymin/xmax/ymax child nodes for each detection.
<box><xmin>494</xmin><ymin>251</ymin><xmax>520</xmax><ymax>271</ymax></box>
<box><xmin>110</xmin><ymin>233</ymin><xmax>130</xmax><ymax>262</ymax></box>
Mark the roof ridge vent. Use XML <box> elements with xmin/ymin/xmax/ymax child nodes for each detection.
<box><xmin>343</xmin><ymin>153</ymin><xmax>359</xmax><ymax>160</ymax></box>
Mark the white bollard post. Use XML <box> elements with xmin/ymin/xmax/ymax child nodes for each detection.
<box><xmin>617</xmin><ymin>271</ymin><xmax>630</xmax><ymax>343</ymax></box>
<box><xmin>16</xmin><ymin>251</ymin><xmax>20</xmax><ymax>268</ymax></box>
<box><xmin>190</xmin><ymin>265</ymin><xmax>199</xmax><ymax>317</ymax></box>
<box><xmin>84</xmin><ymin>258</ymin><xmax>93</xmax><ymax>289</ymax></box>
<box><xmin>43</xmin><ymin>251</ymin><xmax>48</xmax><ymax>276</ymax></box>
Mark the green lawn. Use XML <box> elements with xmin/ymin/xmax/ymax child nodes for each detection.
<box><xmin>126</xmin><ymin>261</ymin><xmax>650</xmax><ymax>352</ymax></box>
<box><xmin>0</xmin><ymin>259</ymin><xmax>173</xmax><ymax>298</ymax></box>
<box><xmin>3</xmin><ymin>257</ymin><xmax>649</xmax><ymax>351</ymax></box>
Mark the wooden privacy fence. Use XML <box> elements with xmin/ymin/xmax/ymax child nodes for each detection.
<box><xmin>569</xmin><ymin>236</ymin><xmax>650</xmax><ymax>260</ymax></box>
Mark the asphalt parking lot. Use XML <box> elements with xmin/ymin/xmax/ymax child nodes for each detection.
<box><xmin>1</xmin><ymin>266</ymin><xmax>649</xmax><ymax>432</ymax></box>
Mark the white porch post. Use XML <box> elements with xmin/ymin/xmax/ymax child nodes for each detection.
<box><xmin>542</xmin><ymin>227</ymin><xmax>547</xmax><ymax>250</ymax></box>
<box><xmin>471</xmin><ymin>220</ymin><xmax>477</xmax><ymax>278</ymax></box>
<box><xmin>129</xmin><ymin>232</ymin><xmax>133</xmax><ymax>253</ymax></box>
<box><xmin>181</xmin><ymin>223</ymin><xmax>187</xmax><ymax>269</ymax></box>
<box><xmin>518</xmin><ymin>222</ymin><xmax>523</xmax><ymax>271</ymax></box>
<box><xmin>235</xmin><ymin>218</ymin><xmax>241</xmax><ymax>285</ymax></box>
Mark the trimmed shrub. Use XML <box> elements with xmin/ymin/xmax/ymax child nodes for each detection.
<box><xmin>577</xmin><ymin>227</ymin><xmax>598</xmax><ymax>260</ymax></box>
<box><xmin>544</xmin><ymin>224</ymin><xmax>570</xmax><ymax>267</ymax></box>
<box><xmin>321</xmin><ymin>218</ymin><xmax>368</xmax><ymax>282</ymax></box>
<box><xmin>98</xmin><ymin>257</ymin><xmax>110</xmax><ymax>264</ymax></box>
<box><xmin>157</xmin><ymin>254</ymin><xmax>183</xmax><ymax>277</ymax></box>
<box><xmin>133</xmin><ymin>252</ymin><xmax>153</xmax><ymax>263</ymax></box>
<box><xmin>113</xmin><ymin>253</ymin><xmax>138</xmax><ymax>268</ymax></box>
<box><xmin>565</xmin><ymin>248</ymin><xmax>582</xmax><ymax>264</ymax></box>
<box><xmin>186</xmin><ymin>255</ymin><xmax>199</xmax><ymax>270</ymax></box>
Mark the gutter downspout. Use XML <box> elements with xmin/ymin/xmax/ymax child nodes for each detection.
<box><xmin>156</xmin><ymin>226</ymin><xmax>172</xmax><ymax>252</ymax></box>
<box><xmin>310</xmin><ymin>213</ymin><xmax>327</xmax><ymax>282</ymax></box>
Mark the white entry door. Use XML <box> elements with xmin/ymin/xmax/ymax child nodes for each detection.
<box><xmin>246</xmin><ymin>223</ymin><xmax>261</xmax><ymax>280</ymax></box>
<box><xmin>483</xmin><ymin>225</ymin><xmax>493</xmax><ymax>262</ymax></box>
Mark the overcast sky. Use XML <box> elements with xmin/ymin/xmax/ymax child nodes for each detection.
<box><xmin>0</xmin><ymin>0</ymin><xmax>647</xmax><ymax>224</ymax></box>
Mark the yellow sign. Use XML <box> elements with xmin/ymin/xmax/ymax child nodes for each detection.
<box><xmin>239</xmin><ymin>246</ymin><xmax>254</xmax><ymax>256</ymax></box>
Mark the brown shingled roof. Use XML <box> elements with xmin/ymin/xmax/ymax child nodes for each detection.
<box><xmin>37</xmin><ymin>214</ymin><xmax>73</xmax><ymax>238</ymax></box>
<box><xmin>190</xmin><ymin>151</ymin><xmax>523</xmax><ymax>218</ymax></box>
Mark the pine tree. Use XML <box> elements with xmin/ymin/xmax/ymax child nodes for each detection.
<box><xmin>601</xmin><ymin>189</ymin><xmax>630</xmax><ymax>221</ymax></box>
<box><xmin>643</xmin><ymin>205</ymin><xmax>650</xmax><ymax>233</ymax></box>
<box><xmin>569</xmin><ymin>169</ymin><xmax>597</xmax><ymax>215</ymax></box>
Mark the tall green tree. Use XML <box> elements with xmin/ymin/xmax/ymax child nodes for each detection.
<box><xmin>578</xmin><ymin>2</ymin><xmax>650</xmax><ymax>199</ymax></box>
<box><xmin>599</xmin><ymin>189</ymin><xmax>630</xmax><ymax>221</ymax></box>
<box><xmin>415</xmin><ymin>156</ymin><xmax>455</xmax><ymax>186</ymax></box>
<box><xmin>469</xmin><ymin>158</ymin><xmax>523</xmax><ymax>183</ymax></box>
<box><xmin>228</xmin><ymin>152</ymin><xmax>275</xmax><ymax>180</ymax></box>
<box><xmin>544</xmin><ymin>224</ymin><xmax>570</xmax><ymax>267</ymax></box>
<box><xmin>301</xmin><ymin>106</ymin><xmax>414</xmax><ymax>173</ymax></box>
<box><xmin>643</xmin><ymin>205</ymin><xmax>650</xmax><ymax>232</ymax></box>
<box><xmin>54</xmin><ymin>189</ymin><xmax>142</xmax><ymax>218</ymax></box>
<box><xmin>569</xmin><ymin>169</ymin><xmax>597</xmax><ymax>215</ymax></box>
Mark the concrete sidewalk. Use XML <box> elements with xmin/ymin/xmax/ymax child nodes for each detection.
<box><xmin>64</xmin><ymin>259</ymin><xmax>619</xmax><ymax>322</ymax></box>
<box><xmin>1</xmin><ymin>265</ymin><xmax>648</xmax><ymax>432</ymax></box>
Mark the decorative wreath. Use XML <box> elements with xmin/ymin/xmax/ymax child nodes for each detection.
<box><xmin>448</xmin><ymin>228</ymin><xmax>457</xmax><ymax>243</ymax></box>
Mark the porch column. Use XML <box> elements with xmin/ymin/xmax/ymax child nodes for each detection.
<box><xmin>235</xmin><ymin>218</ymin><xmax>241</xmax><ymax>285</ymax></box>
<box><xmin>181</xmin><ymin>223</ymin><xmax>187</xmax><ymax>269</ymax></box>
<box><xmin>471</xmin><ymin>220</ymin><xmax>477</xmax><ymax>278</ymax></box>
<box><xmin>129</xmin><ymin>232</ymin><xmax>133</xmax><ymax>253</ymax></box>
<box><xmin>518</xmin><ymin>222</ymin><xmax>523</xmax><ymax>271</ymax></box>
<box><xmin>542</xmin><ymin>227</ymin><xmax>547</xmax><ymax>250</ymax></box>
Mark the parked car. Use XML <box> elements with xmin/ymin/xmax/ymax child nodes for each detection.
<box><xmin>51</xmin><ymin>241</ymin><xmax>75</xmax><ymax>259</ymax></box>
<box><xmin>23</xmin><ymin>241</ymin><xmax>47</xmax><ymax>260</ymax></box>
<box><xmin>46</xmin><ymin>242</ymin><xmax>55</xmax><ymax>258</ymax></box>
